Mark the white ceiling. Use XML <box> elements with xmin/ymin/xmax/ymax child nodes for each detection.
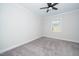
<box><xmin>19</xmin><ymin>3</ymin><xmax>79</xmax><ymax>16</ymax></box>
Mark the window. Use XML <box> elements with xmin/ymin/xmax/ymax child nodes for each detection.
<box><xmin>52</xmin><ymin>20</ymin><xmax>62</xmax><ymax>32</ymax></box>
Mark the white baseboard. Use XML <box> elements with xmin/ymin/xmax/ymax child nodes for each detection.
<box><xmin>0</xmin><ymin>36</ymin><xmax>42</xmax><ymax>54</ymax></box>
<box><xmin>44</xmin><ymin>35</ymin><xmax>79</xmax><ymax>44</ymax></box>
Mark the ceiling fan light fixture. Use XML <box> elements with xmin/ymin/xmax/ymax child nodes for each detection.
<box><xmin>40</xmin><ymin>3</ymin><xmax>59</xmax><ymax>12</ymax></box>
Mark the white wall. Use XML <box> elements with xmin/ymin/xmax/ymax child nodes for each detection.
<box><xmin>43</xmin><ymin>10</ymin><xmax>79</xmax><ymax>43</ymax></box>
<box><xmin>0</xmin><ymin>4</ymin><xmax>42</xmax><ymax>53</ymax></box>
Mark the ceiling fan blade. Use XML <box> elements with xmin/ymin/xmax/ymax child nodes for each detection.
<box><xmin>46</xmin><ymin>9</ymin><xmax>49</xmax><ymax>12</ymax></box>
<box><xmin>47</xmin><ymin>3</ymin><xmax>52</xmax><ymax>7</ymax></box>
<box><xmin>40</xmin><ymin>7</ymin><xmax>49</xmax><ymax>9</ymax></box>
<box><xmin>52</xmin><ymin>7</ymin><xmax>58</xmax><ymax>10</ymax></box>
<box><xmin>52</xmin><ymin>3</ymin><xmax>58</xmax><ymax>6</ymax></box>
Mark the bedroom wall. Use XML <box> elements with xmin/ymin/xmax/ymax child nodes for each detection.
<box><xmin>43</xmin><ymin>9</ymin><xmax>79</xmax><ymax>43</ymax></box>
<box><xmin>0</xmin><ymin>4</ymin><xmax>42</xmax><ymax>53</ymax></box>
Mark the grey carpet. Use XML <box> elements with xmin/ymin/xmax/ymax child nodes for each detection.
<box><xmin>0</xmin><ymin>37</ymin><xmax>79</xmax><ymax>56</ymax></box>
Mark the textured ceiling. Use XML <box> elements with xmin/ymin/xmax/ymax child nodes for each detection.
<box><xmin>19</xmin><ymin>3</ymin><xmax>79</xmax><ymax>16</ymax></box>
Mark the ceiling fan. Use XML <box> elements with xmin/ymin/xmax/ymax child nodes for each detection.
<box><xmin>40</xmin><ymin>3</ymin><xmax>59</xmax><ymax>12</ymax></box>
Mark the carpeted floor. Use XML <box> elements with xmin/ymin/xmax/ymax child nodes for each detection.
<box><xmin>0</xmin><ymin>37</ymin><xmax>79</xmax><ymax>56</ymax></box>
